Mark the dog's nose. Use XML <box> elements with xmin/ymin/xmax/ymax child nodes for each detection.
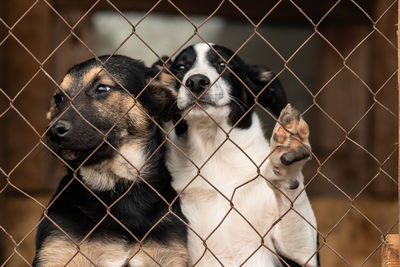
<box><xmin>51</xmin><ymin>121</ymin><xmax>71</xmax><ymax>138</ymax></box>
<box><xmin>185</xmin><ymin>74</ymin><xmax>210</xmax><ymax>94</ymax></box>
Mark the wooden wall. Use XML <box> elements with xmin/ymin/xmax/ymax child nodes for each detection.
<box><xmin>0</xmin><ymin>1</ymin><xmax>95</xmax><ymax>265</ymax></box>
<box><xmin>371</xmin><ymin>0</ymin><xmax>398</xmax><ymax>198</ymax></box>
<box><xmin>1</xmin><ymin>1</ymin><xmax>52</xmax><ymax>265</ymax></box>
<box><xmin>304</xmin><ymin>1</ymin><xmax>398</xmax><ymax>199</ymax></box>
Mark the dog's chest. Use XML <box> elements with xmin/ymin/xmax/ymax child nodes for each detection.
<box><xmin>171</xmin><ymin>151</ymin><xmax>280</xmax><ymax>265</ymax></box>
<box><xmin>168</xmin><ymin>117</ymin><xmax>272</xmax><ymax>196</ymax></box>
<box><xmin>181</xmin><ymin>184</ymin><xmax>279</xmax><ymax>266</ymax></box>
<box><xmin>167</xmin><ymin>119</ymin><xmax>281</xmax><ymax>264</ymax></box>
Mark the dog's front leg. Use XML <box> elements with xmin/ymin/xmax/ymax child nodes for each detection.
<box><xmin>264</xmin><ymin>104</ymin><xmax>319</xmax><ymax>267</ymax></box>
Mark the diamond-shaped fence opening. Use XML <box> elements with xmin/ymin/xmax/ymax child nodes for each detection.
<box><xmin>0</xmin><ymin>0</ymin><xmax>398</xmax><ymax>266</ymax></box>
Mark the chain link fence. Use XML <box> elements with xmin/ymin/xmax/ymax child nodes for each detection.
<box><xmin>0</xmin><ymin>0</ymin><xmax>398</xmax><ymax>266</ymax></box>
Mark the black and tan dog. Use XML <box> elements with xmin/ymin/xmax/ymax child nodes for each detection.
<box><xmin>33</xmin><ymin>55</ymin><xmax>189</xmax><ymax>266</ymax></box>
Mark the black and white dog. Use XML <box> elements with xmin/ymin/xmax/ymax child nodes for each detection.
<box><xmin>33</xmin><ymin>55</ymin><xmax>189</xmax><ymax>266</ymax></box>
<box><xmin>164</xmin><ymin>43</ymin><xmax>318</xmax><ymax>266</ymax></box>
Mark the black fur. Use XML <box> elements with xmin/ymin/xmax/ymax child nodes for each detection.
<box><xmin>33</xmin><ymin>55</ymin><xmax>187</xmax><ymax>265</ymax></box>
<box><xmin>246</xmin><ymin>65</ymin><xmax>287</xmax><ymax>117</ymax></box>
<box><xmin>168</xmin><ymin>44</ymin><xmax>287</xmax><ymax>130</ymax></box>
<box><xmin>278</xmin><ymin>254</ymin><xmax>302</xmax><ymax>267</ymax></box>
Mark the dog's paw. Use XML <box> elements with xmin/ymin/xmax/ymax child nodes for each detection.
<box><xmin>269</xmin><ymin>104</ymin><xmax>311</xmax><ymax>185</ymax></box>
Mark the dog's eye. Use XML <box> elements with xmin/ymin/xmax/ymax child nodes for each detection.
<box><xmin>217</xmin><ymin>61</ymin><xmax>226</xmax><ymax>69</ymax></box>
<box><xmin>54</xmin><ymin>94</ymin><xmax>64</xmax><ymax>105</ymax></box>
<box><xmin>96</xmin><ymin>84</ymin><xmax>111</xmax><ymax>93</ymax></box>
<box><xmin>175</xmin><ymin>64</ymin><xmax>186</xmax><ymax>71</ymax></box>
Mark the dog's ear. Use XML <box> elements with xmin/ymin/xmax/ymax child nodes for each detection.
<box><xmin>246</xmin><ymin>65</ymin><xmax>287</xmax><ymax>117</ymax></box>
<box><xmin>151</xmin><ymin>56</ymin><xmax>172</xmax><ymax>71</ymax></box>
<box><xmin>146</xmin><ymin>70</ymin><xmax>178</xmax><ymax>122</ymax></box>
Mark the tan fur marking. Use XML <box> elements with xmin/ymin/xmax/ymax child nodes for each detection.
<box><xmin>60</xmin><ymin>74</ymin><xmax>74</xmax><ymax>91</ymax></box>
<box><xmin>129</xmin><ymin>241</ymin><xmax>190</xmax><ymax>267</ymax></box>
<box><xmin>47</xmin><ymin>98</ymin><xmax>57</xmax><ymax>122</ymax></box>
<box><xmin>81</xmin><ymin>136</ymin><xmax>149</xmax><ymax>191</ymax></box>
<box><xmin>159</xmin><ymin>72</ymin><xmax>178</xmax><ymax>92</ymax></box>
<box><xmin>82</xmin><ymin>67</ymin><xmax>102</xmax><ymax>87</ymax></box>
<box><xmin>118</xmin><ymin>95</ymin><xmax>149</xmax><ymax>131</ymax></box>
<box><xmin>46</xmin><ymin>111</ymin><xmax>51</xmax><ymax>121</ymax></box>
<box><xmin>64</xmin><ymin>67</ymin><xmax>118</xmax><ymax>97</ymax></box>
<box><xmin>102</xmin><ymin>91</ymin><xmax>123</xmax><ymax>111</ymax></box>
<box><xmin>93</xmin><ymin>91</ymin><xmax>149</xmax><ymax>131</ymax></box>
<box><xmin>108</xmin><ymin>139</ymin><xmax>146</xmax><ymax>181</ymax></box>
<box><xmin>80</xmin><ymin>162</ymin><xmax>120</xmax><ymax>191</ymax></box>
<box><xmin>128</xmin><ymin>102</ymin><xmax>149</xmax><ymax>131</ymax></box>
<box><xmin>150</xmin><ymin>72</ymin><xmax>178</xmax><ymax>97</ymax></box>
<box><xmin>37</xmin><ymin>236</ymin><xmax>130</xmax><ymax>267</ymax></box>
<box><xmin>98</xmin><ymin>76</ymin><xmax>117</xmax><ymax>87</ymax></box>
<box><xmin>38</xmin><ymin>236</ymin><xmax>189</xmax><ymax>267</ymax></box>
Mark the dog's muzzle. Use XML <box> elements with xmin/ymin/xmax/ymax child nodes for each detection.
<box><xmin>185</xmin><ymin>74</ymin><xmax>211</xmax><ymax>96</ymax></box>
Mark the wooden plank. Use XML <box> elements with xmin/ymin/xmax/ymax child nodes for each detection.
<box><xmin>370</xmin><ymin>0</ymin><xmax>398</xmax><ymax>198</ymax></box>
<box><xmin>398</xmin><ymin>0</ymin><xmax>400</xmax><ymax>239</ymax></box>
<box><xmin>1</xmin><ymin>194</ymin><xmax>50</xmax><ymax>267</ymax></box>
<box><xmin>382</xmin><ymin>234</ymin><xmax>399</xmax><ymax>267</ymax></box>
<box><xmin>0</xmin><ymin>2</ymin><xmax>6</xmax><ymax>262</ymax></box>
<box><xmin>0</xmin><ymin>0</ymin><xmax>7</xmax><ymax>175</ymax></box>
<box><xmin>398</xmin><ymin>0</ymin><xmax>400</xmax><ymax>238</ymax></box>
<box><xmin>53</xmin><ymin>0</ymin><xmax>375</xmax><ymax>25</ymax></box>
<box><xmin>313</xmin><ymin>197</ymin><xmax>398</xmax><ymax>266</ymax></box>
<box><xmin>0</xmin><ymin>0</ymin><xmax>54</xmax><ymax>192</ymax></box>
<box><xmin>0</xmin><ymin>0</ymin><xmax>53</xmax><ymax>262</ymax></box>
<box><xmin>310</xmin><ymin>25</ymin><xmax>373</xmax><ymax>197</ymax></box>
<box><xmin>50</xmin><ymin>10</ymin><xmax>95</xmax><ymax>84</ymax></box>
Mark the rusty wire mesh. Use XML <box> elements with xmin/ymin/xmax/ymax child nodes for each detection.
<box><xmin>0</xmin><ymin>0</ymin><xmax>398</xmax><ymax>266</ymax></box>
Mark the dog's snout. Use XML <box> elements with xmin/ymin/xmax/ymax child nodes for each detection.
<box><xmin>51</xmin><ymin>121</ymin><xmax>71</xmax><ymax>138</ymax></box>
<box><xmin>185</xmin><ymin>74</ymin><xmax>210</xmax><ymax>94</ymax></box>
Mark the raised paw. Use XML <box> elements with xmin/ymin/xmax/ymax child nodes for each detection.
<box><xmin>270</xmin><ymin>104</ymin><xmax>311</xmax><ymax>179</ymax></box>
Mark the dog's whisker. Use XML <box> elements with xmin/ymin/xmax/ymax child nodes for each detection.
<box><xmin>166</xmin><ymin>99</ymin><xmax>178</xmax><ymax>119</ymax></box>
<box><xmin>229</xmin><ymin>95</ymin><xmax>248</xmax><ymax>112</ymax></box>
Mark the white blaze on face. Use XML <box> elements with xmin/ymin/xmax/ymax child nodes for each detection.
<box><xmin>177</xmin><ymin>43</ymin><xmax>231</xmax><ymax>111</ymax></box>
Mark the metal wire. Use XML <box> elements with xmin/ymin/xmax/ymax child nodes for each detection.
<box><xmin>0</xmin><ymin>0</ymin><xmax>398</xmax><ymax>266</ymax></box>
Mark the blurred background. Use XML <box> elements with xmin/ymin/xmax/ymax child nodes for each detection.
<box><xmin>0</xmin><ymin>0</ymin><xmax>398</xmax><ymax>266</ymax></box>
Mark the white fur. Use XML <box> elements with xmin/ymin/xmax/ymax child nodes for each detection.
<box><xmin>167</xmin><ymin>44</ymin><xmax>318</xmax><ymax>266</ymax></box>
<box><xmin>177</xmin><ymin>43</ymin><xmax>231</xmax><ymax>110</ymax></box>
<box><xmin>167</xmin><ymin>112</ymin><xmax>318</xmax><ymax>266</ymax></box>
